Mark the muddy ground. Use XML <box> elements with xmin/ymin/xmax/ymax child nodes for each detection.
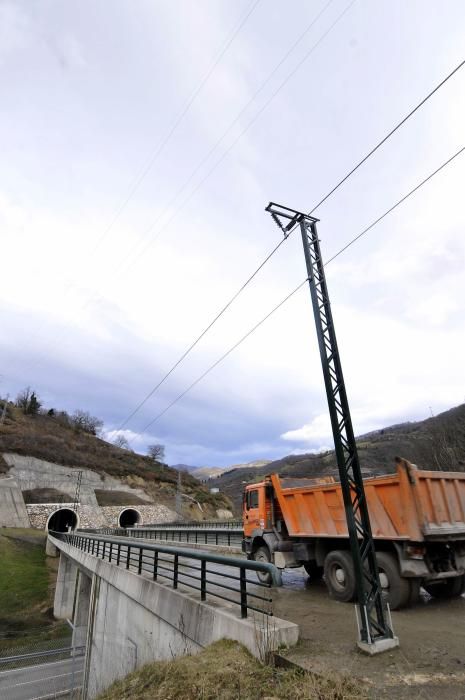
<box><xmin>273</xmin><ymin>569</ymin><xmax>465</xmax><ymax>699</ymax></box>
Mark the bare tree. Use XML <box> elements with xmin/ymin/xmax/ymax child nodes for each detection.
<box><xmin>148</xmin><ymin>444</ymin><xmax>165</xmax><ymax>462</ymax></box>
<box><xmin>71</xmin><ymin>410</ymin><xmax>103</xmax><ymax>436</ymax></box>
<box><xmin>113</xmin><ymin>435</ymin><xmax>132</xmax><ymax>451</ymax></box>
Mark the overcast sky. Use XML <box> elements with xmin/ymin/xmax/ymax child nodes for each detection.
<box><xmin>1</xmin><ymin>0</ymin><xmax>464</xmax><ymax>467</ymax></box>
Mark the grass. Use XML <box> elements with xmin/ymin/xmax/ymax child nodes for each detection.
<box><xmin>96</xmin><ymin>639</ymin><xmax>365</xmax><ymax>700</ymax></box>
<box><xmin>0</xmin><ymin>529</ymin><xmax>69</xmax><ymax>651</ymax></box>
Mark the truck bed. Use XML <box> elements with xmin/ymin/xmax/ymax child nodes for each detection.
<box><xmin>271</xmin><ymin>458</ymin><xmax>465</xmax><ymax>542</ymax></box>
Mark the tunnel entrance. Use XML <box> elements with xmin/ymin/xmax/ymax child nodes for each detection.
<box><xmin>47</xmin><ymin>508</ymin><xmax>79</xmax><ymax>532</ymax></box>
<box><xmin>118</xmin><ymin>508</ymin><xmax>142</xmax><ymax>528</ymax></box>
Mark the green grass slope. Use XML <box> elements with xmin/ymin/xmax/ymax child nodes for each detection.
<box><xmin>0</xmin><ymin>529</ymin><xmax>68</xmax><ymax>650</ymax></box>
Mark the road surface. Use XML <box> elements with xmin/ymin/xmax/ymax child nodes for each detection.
<box><xmin>0</xmin><ymin>657</ymin><xmax>84</xmax><ymax>700</ymax></box>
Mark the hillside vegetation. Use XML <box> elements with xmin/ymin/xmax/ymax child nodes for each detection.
<box><xmin>215</xmin><ymin>403</ymin><xmax>465</xmax><ymax>512</ymax></box>
<box><xmin>0</xmin><ymin>401</ymin><xmax>231</xmax><ymax>515</ymax></box>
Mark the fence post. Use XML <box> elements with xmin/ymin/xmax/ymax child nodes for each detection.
<box><xmin>174</xmin><ymin>554</ymin><xmax>179</xmax><ymax>589</ymax></box>
<box><xmin>117</xmin><ymin>543</ymin><xmax>121</xmax><ymax>566</ymax></box>
<box><xmin>126</xmin><ymin>545</ymin><xmax>131</xmax><ymax>569</ymax></box>
<box><xmin>153</xmin><ymin>551</ymin><xmax>158</xmax><ymax>581</ymax></box>
<box><xmin>138</xmin><ymin>548</ymin><xmax>143</xmax><ymax>575</ymax></box>
<box><xmin>240</xmin><ymin>568</ymin><xmax>247</xmax><ymax>619</ymax></box>
<box><xmin>201</xmin><ymin>560</ymin><xmax>206</xmax><ymax>601</ymax></box>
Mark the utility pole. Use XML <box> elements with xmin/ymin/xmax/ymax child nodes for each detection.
<box><xmin>266</xmin><ymin>202</ymin><xmax>398</xmax><ymax>653</ymax></box>
<box><xmin>73</xmin><ymin>471</ymin><xmax>83</xmax><ymax>513</ymax></box>
<box><xmin>175</xmin><ymin>470</ymin><xmax>182</xmax><ymax>516</ymax></box>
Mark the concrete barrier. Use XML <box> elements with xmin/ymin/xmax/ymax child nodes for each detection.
<box><xmin>50</xmin><ymin>535</ymin><xmax>299</xmax><ymax>698</ymax></box>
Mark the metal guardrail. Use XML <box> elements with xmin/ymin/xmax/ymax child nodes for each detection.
<box><xmin>0</xmin><ymin>646</ymin><xmax>85</xmax><ymax>667</ymax></box>
<box><xmin>50</xmin><ymin>530</ymin><xmax>280</xmax><ymax>618</ymax></box>
<box><xmin>125</xmin><ymin>527</ymin><xmax>243</xmax><ymax>547</ymax></box>
<box><xmin>142</xmin><ymin>519</ymin><xmax>243</xmax><ymax>530</ymax></box>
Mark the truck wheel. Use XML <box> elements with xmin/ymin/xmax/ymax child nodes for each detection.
<box><xmin>324</xmin><ymin>550</ymin><xmax>356</xmax><ymax>602</ymax></box>
<box><xmin>253</xmin><ymin>546</ymin><xmax>272</xmax><ymax>585</ymax></box>
<box><xmin>303</xmin><ymin>561</ymin><xmax>324</xmax><ymax>580</ymax></box>
<box><xmin>424</xmin><ymin>574</ymin><xmax>465</xmax><ymax>599</ymax></box>
<box><xmin>376</xmin><ymin>552</ymin><xmax>410</xmax><ymax>610</ymax></box>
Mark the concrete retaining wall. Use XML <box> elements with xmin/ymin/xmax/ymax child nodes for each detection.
<box><xmin>2</xmin><ymin>453</ymin><xmax>178</xmax><ymax>530</ymax></box>
<box><xmin>3</xmin><ymin>453</ymin><xmax>153</xmax><ymax>506</ymax></box>
<box><xmin>0</xmin><ymin>477</ymin><xmax>30</xmax><ymax>528</ymax></box>
<box><xmin>50</xmin><ymin>538</ymin><xmax>299</xmax><ymax>698</ymax></box>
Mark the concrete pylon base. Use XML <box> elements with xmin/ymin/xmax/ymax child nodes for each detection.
<box><xmin>357</xmin><ymin>635</ymin><xmax>399</xmax><ymax>655</ymax></box>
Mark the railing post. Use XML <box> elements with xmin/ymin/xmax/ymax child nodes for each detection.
<box><xmin>201</xmin><ymin>560</ymin><xmax>206</xmax><ymax>601</ymax></box>
<box><xmin>126</xmin><ymin>545</ymin><xmax>131</xmax><ymax>569</ymax></box>
<box><xmin>102</xmin><ymin>542</ymin><xmax>106</xmax><ymax>559</ymax></box>
<box><xmin>117</xmin><ymin>543</ymin><xmax>121</xmax><ymax>566</ymax></box>
<box><xmin>240</xmin><ymin>568</ymin><xmax>247</xmax><ymax>619</ymax></box>
<box><xmin>153</xmin><ymin>551</ymin><xmax>158</xmax><ymax>581</ymax></box>
<box><xmin>173</xmin><ymin>554</ymin><xmax>178</xmax><ymax>589</ymax></box>
<box><xmin>109</xmin><ymin>543</ymin><xmax>113</xmax><ymax>562</ymax></box>
<box><xmin>138</xmin><ymin>548</ymin><xmax>142</xmax><ymax>575</ymax></box>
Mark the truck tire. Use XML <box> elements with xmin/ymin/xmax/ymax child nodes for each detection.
<box><xmin>303</xmin><ymin>561</ymin><xmax>324</xmax><ymax>580</ymax></box>
<box><xmin>424</xmin><ymin>574</ymin><xmax>465</xmax><ymax>599</ymax></box>
<box><xmin>376</xmin><ymin>552</ymin><xmax>411</xmax><ymax>610</ymax></box>
<box><xmin>324</xmin><ymin>550</ymin><xmax>356</xmax><ymax>602</ymax></box>
<box><xmin>253</xmin><ymin>546</ymin><xmax>272</xmax><ymax>585</ymax></box>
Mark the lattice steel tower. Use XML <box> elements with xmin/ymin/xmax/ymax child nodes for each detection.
<box><xmin>266</xmin><ymin>202</ymin><xmax>397</xmax><ymax>652</ymax></box>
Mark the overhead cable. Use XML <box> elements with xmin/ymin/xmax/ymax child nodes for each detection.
<box><xmin>119</xmin><ymin>0</ymin><xmax>357</xmax><ymax>274</ymax></box>
<box><xmin>137</xmin><ymin>145</ymin><xmax>465</xmax><ymax>434</ymax></box>
<box><xmin>90</xmin><ymin>0</ymin><xmax>261</xmax><ymax>255</ymax></box>
<box><xmin>117</xmin><ymin>57</ymin><xmax>465</xmax><ymax>430</ymax></box>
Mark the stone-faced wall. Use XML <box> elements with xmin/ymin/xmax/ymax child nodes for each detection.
<box><xmin>101</xmin><ymin>504</ymin><xmax>177</xmax><ymax>528</ymax></box>
<box><xmin>26</xmin><ymin>503</ymin><xmax>177</xmax><ymax>530</ymax></box>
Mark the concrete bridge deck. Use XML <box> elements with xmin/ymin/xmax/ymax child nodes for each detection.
<box><xmin>49</xmin><ymin>532</ymin><xmax>298</xmax><ymax>698</ymax></box>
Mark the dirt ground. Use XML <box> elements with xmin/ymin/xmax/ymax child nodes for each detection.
<box><xmin>273</xmin><ymin>568</ymin><xmax>465</xmax><ymax>700</ymax></box>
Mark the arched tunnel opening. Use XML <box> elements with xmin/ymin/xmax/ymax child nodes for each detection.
<box><xmin>47</xmin><ymin>508</ymin><xmax>79</xmax><ymax>532</ymax></box>
<box><xmin>118</xmin><ymin>508</ymin><xmax>142</xmax><ymax>528</ymax></box>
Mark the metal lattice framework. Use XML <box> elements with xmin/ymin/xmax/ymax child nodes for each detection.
<box><xmin>73</xmin><ymin>470</ymin><xmax>83</xmax><ymax>513</ymax></box>
<box><xmin>266</xmin><ymin>202</ymin><xmax>394</xmax><ymax>645</ymax></box>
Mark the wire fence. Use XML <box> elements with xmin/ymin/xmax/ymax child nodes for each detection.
<box><xmin>0</xmin><ymin>635</ymin><xmax>84</xmax><ymax>699</ymax></box>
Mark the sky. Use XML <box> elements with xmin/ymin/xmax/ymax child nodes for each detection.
<box><xmin>1</xmin><ymin>0</ymin><xmax>464</xmax><ymax>467</ymax></box>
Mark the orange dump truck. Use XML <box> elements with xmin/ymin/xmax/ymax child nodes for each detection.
<box><xmin>242</xmin><ymin>457</ymin><xmax>465</xmax><ymax>608</ymax></box>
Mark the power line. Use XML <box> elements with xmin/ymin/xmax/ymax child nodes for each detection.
<box><xmin>89</xmin><ymin>0</ymin><xmax>261</xmax><ymax>256</ymax></box>
<box><xmin>117</xmin><ymin>58</ymin><xmax>465</xmax><ymax>431</ymax></box>
<box><xmin>136</xmin><ymin>145</ymin><xmax>464</xmax><ymax>434</ymax></box>
<box><xmin>114</xmin><ymin>0</ymin><xmax>358</xmax><ymax>431</ymax></box>
<box><xmin>17</xmin><ymin>0</ymin><xmax>349</xmax><ymax>373</ymax></box>
<box><xmin>308</xmin><ymin>58</ymin><xmax>465</xmax><ymax>216</ymax></box>
<box><xmin>119</xmin><ymin>0</ymin><xmax>357</xmax><ymax>275</ymax></box>
<box><xmin>117</xmin><ymin>234</ymin><xmax>289</xmax><ymax>429</ymax></box>
<box><xmin>18</xmin><ymin>2</ymin><xmax>260</xmax><ymax>360</ymax></box>
<box><xmin>114</xmin><ymin>0</ymin><xmax>338</xmax><ymax>273</ymax></box>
